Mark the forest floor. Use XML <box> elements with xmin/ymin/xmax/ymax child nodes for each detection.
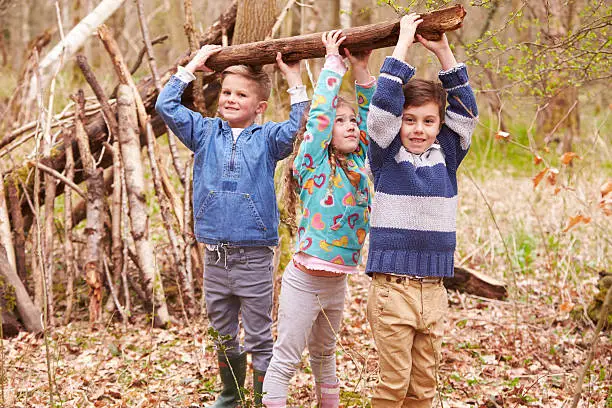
<box><xmin>1</xmin><ymin>270</ymin><xmax>610</xmax><ymax>408</ymax></box>
<box><xmin>2</xmin><ymin>170</ymin><xmax>611</xmax><ymax>407</ymax></box>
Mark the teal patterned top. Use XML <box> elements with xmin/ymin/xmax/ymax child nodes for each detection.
<box><xmin>293</xmin><ymin>61</ymin><xmax>375</xmax><ymax>267</ymax></box>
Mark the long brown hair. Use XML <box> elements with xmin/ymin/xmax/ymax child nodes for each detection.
<box><xmin>281</xmin><ymin>98</ymin><xmax>361</xmax><ymax>232</ymax></box>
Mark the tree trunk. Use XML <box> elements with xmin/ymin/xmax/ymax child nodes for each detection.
<box><xmin>73</xmin><ymin>89</ymin><xmax>105</xmax><ymax>325</ymax></box>
<box><xmin>234</xmin><ymin>0</ymin><xmax>277</xmax><ymax>44</ymax></box>
<box><xmin>0</xmin><ymin>243</ymin><xmax>43</xmax><ymax>333</ymax></box>
<box><xmin>62</xmin><ymin>129</ymin><xmax>76</xmax><ymax>325</ymax></box>
<box><xmin>339</xmin><ymin>0</ymin><xmax>351</xmax><ymax>29</ymax></box>
<box><xmin>29</xmin><ymin>0</ymin><xmax>127</xmax><ymax>100</ymax></box>
<box><xmin>0</xmin><ymin>178</ymin><xmax>16</xmax><ymax>274</ymax></box>
<box><xmin>5</xmin><ymin>177</ymin><xmax>26</xmax><ymax>282</ymax></box>
<box><xmin>204</xmin><ymin>5</ymin><xmax>466</xmax><ymax>71</ymax></box>
<box><xmin>117</xmin><ymin>84</ymin><xmax>170</xmax><ymax>328</ymax></box>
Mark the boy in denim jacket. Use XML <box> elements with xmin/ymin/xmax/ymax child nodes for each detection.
<box><xmin>366</xmin><ymin>14</ymin><xmax>478</xmax><ymax>407</ymax></box>
<box><xmin>155</xmin><ymin>45</ymin><xmax>308</xmax><ymax>407</ymax></box>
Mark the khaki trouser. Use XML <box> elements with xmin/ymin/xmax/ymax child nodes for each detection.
<box><xmin>367</xmin><ymin>273</ymin><xmax>449</xmax><ymax>408</ymax></box>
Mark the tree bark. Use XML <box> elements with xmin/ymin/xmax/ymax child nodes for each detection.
<box><xmin>0</xmin><ymin>243</ymin><xmax>43</xmax><ymax>333</ymax></box>
<box><xmin>73</xmin><ymin>90</ymin><xmax>105</xmax><ymax>325</ymax></box>
<box><xmin>5</xmin><ymin>177</ymin><xmax>26</xmax><ymax>282</ymax></box>
<box><xmin>117</xmin><ymin>84</ymin><xmax>170</xmax><ymax>328</ymax></box>
<box><xmin>204</xmin><ymin>5</ymin><xmax>466</xmax><ymax>71</ymax></box>
<box><xmin>234</xmin><ymin>0</ymin><xmax>277</xmax><ymax>44</ymax></box>
<box><xmin>99</xmin><ymin>24</ymin><xmax>193</xmax><ymax>315</ymax></box>
<box><xmin>98</xmin><ymin>24</ymin><xmax>184</xmax><ymax>232</ymax></box>
<box><xmin>62</xmin><ymin>129</ymin><xmax>76</xmax><ymax>325</ymax></box>
<box><xmin>136</xmin><ymin>0</ymin><xmax>185</xmax><ymax>184</ymax></box>
<box><xmin>28</xmin><ymin>0</ymin><xmax>127</xmax><ymax>100</ymax></box>
<box><xmin>445</xmin><ymin>266</ymin><xmax>508</xmax><ymax>300</ymax></box>
<box><xmin>0</xmin><ymin>178</ymin><xmax>16</xmax><ymax>275</ymax></box>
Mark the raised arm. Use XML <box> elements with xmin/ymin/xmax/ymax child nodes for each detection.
<box><xmin>294</xmin><ymin>30</ymin><xmax>347</xmax><ymax>177</ymax></box>
<box><xmin>417</xmin><ymin>33</ymin><xmax>478</xmax><ymax>169</ymax></box>
<box><xmin>367</xmin><ymin>14</ymin><xmax>421</xmax><ymax>173</ymax></box>
<box><xmin>155</xmin><ymin>45</ymin><xmax>222</xmax><ymax>152</ymax></box>
<box><xmin>265</xmin><ymin>52</ymin><xmax>309</xmax><ymax>161</ymax></box>
<box><xmin>345</xmin><ymin>49</ymin><xmax>376</xmax><ymax>163</ymax></box>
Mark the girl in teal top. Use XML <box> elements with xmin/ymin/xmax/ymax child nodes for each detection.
<box><xmin>263</xmin><ymin>30</ymin><xmax>375</xmax><ymax>408</ymax></box>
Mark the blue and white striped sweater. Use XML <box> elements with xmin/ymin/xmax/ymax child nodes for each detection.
<box><xmin>366</xmin><ymin>57</ymin><xmax>478</xmax><ymax>277</ymax></box>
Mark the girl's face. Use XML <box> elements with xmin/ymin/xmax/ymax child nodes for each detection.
<box><xmin>331</xmin><ymin>104</ymin><xmax>359</xmax><ymax>154</ymax></box>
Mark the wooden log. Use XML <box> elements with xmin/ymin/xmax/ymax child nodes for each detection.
<box><xmin>0</xmin><ymin>243</ymin><xmax>43</xmax><ymax>333</ymax></box>
<box><xmin>204</xmin><ymin>5</ymin><xmax>466</xmax><ymax>72</ymax></box>
<box><xmin>445</xmin><ymin>266</ymin><xmax>508</xmax><ymax>300</ymax></box>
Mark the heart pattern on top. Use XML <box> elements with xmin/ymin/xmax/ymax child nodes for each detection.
<box><xmin>347</xmin><ymin>213</ymin><xmax>359</xmax><ymax>229</ymax></box>
<box><xmin>311</xmin><ymin>213</ymin><xmax>325</xmax><ymax>230</ymax></box>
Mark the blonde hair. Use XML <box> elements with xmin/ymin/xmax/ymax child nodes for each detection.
<box><xmin>221</xmin><ymin>65</ymin><xmax>272</xmax><ymax>101</ymax></box>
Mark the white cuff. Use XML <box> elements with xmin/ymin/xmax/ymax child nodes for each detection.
<box><xmin>287</xmin><ymin>84</ymin><xmax>309</xmax><ymax>104</ymax></box>
<box><xmin>175</xmin><ymin>66</ymin><xmax>197</xmax><ymax>83</ymax></box>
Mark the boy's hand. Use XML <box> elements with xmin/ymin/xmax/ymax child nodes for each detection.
<box><xmin>276</xmin><ymin>52</ymin><xmax>303</xmax><ymax>88</ymax></box>
<box><xmin>185</xmin><ymin>45</ymin><xmax>223</xmax><ymax>74</ymax></box>
<box><xmin>392</xmin><ymin>13</ymin><xmax>422</xmax><ymax>61</ymax></box>
<box><xmin>416</xmin><ymin>33</ymin><xmax>457</xmax><ymax>71</ymax></box>
<box><xmin>344</xmin><ymin>49</ymin><xmax>372</xmax><ymax>84</ymax></box>
<box><xmin>322</xmin><ymin>30</ymin><xmax>346</xmax><ymax>56</ymax></box>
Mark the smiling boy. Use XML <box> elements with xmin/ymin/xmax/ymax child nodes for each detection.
<box><xmin>155</xmin><ymin>46</ymin><xmax>308</xmax><ymax>407</ymax></box>
<box><xmin>366</xmin><ymin>14</ymin><xmax>478</xmax><ymax>407</ymax></box>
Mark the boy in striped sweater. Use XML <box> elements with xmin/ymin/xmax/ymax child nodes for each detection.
<box><xmin>366</xmin><ymin>14</ymin><xmax>478</xmax><ymax>407</ymax></box>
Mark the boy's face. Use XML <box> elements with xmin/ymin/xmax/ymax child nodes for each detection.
<box><xmin>331</xmin><ymin>105</ymin><xmax>359</xmax><ymax>154</ymax></box>
<box><xmin>218</xmin><ymin>74</ymin><xmax>267</xmax><ymax>128</ymax></box>
<box><xmin>400</xmin><ymin>102</ymin><xmax>441</xmax><ymax>154</ymax></box>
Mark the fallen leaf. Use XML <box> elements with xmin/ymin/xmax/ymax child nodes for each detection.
<box><xmin>495</xmin><ymin>130</ymin><xmax>510</xmax><ymax>140</ymax></box>
<box><xmin>532</xmin><ymin>168</ymin><xmax>548</xmax><ymax>188</ymax></box>
<box><xmin>562</xmin><ymin>214</ymin><xmax>591</xmax><ymax>232</ymax></box>
<box><xmin>600</xmin><ymin>197</ymin><xmax>612</xmax><ymax>216</ymax></box>
<box><xmin>560</xmin><ymin>152</ymin><xmax>580</xmax><ymax>165</ymax></box>
<box><xmin>601</xmin><ymin>179</ymin><xmax>612</xmax><ymax>198</ymax></box>
<box><xmin>559</xmin><ymin>301</ymin><xmax>575</xmax><ymax>312</ymax></box>
<box><xmin>547</xmin><ymin>168</ymin><xmax>559</xmax><ymax>186</ymax></box>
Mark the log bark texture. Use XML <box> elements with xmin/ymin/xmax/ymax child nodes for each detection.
<box><xmin>0</xmin><ymin>243</ymin><xmax>43</xmax><ymax>333</ymax></box>
<box><xmin>204</xmin><ymin>5</ymin><xmax>466</xmax><ymax>71</ymax></box>
<box><xmin>117</xmin><ymin>84</ymin><xmax>170</xmax><ymax>328</ymax></box>
<box><xmin>73</xmin><ymin>90</ymin><xmax>105</xmax><ymax>325</ymax></box>
<box><xmin>445</xmin><ymin>266</ymin><xmax>508</xmax><ymax>300</ymax></box>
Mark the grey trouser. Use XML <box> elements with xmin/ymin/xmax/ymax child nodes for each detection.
<box><xmin>204</xmin><ymin>245</ymin><xmax>274</xmax><ymax>371</ymax></box>
<box><xmin>263</xmin><ymin>261</ymin><xmax>347</xmax><ymax>399</ymax></box>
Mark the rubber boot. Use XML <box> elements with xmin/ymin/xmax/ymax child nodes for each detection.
<box><xmin>210</xmin><ymin>352</ymin><xmax>247</xmax><ymax>408</ymax></box>
<box><xmin>315</xmin><ymin>382</ymin><xmax>340</xmax><ymax>408</ymax></box>
<box><xmin>252</xmin><ymin>369</ymin><xmax>266</xmax><ymax>406</ymax></box>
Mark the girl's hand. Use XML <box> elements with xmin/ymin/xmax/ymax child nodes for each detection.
<box><xmin>345</xmin><ymin>49</ymin><xmax>372</xmax><ymax>84</ymax></box>
<box><xmin>321</xmin><ymin>30</ymin><xmax>346</xmax><ymax>56</ymax></box>
<box><xmin>344</xmin><ymin>49</ymin><xmax>372</xmax><ymax>70</ymax></box>
<box><xmin>276</xmin><ymin>52</ymin><xmax>303</xmax><ymax>88</ymax></box>
<box><xmin>186</xmin><ymin>45</ymin><xmax>223</xmax><ymax>73</ymax></box>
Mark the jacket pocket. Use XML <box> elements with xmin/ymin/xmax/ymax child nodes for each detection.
<box><xmin>195</xmin><ymin>191</ymin><xmax>267</xmax><ymax>233</ymax></box>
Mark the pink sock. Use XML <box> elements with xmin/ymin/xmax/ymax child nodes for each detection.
<box><xmin>262</xmin><ymin>396</ymin><xmax>287</xmax><ymax>408</ymax></box>
<box><xmin>318</xmin><ymin>382</ymin><xmax>340</xmax><ymax>408</ymax></box>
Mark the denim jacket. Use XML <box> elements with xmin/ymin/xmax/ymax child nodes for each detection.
<box><xmin>155</xmin><ymin>75</ymin><xmax>309</xmax><ymax>246</ymax></box>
